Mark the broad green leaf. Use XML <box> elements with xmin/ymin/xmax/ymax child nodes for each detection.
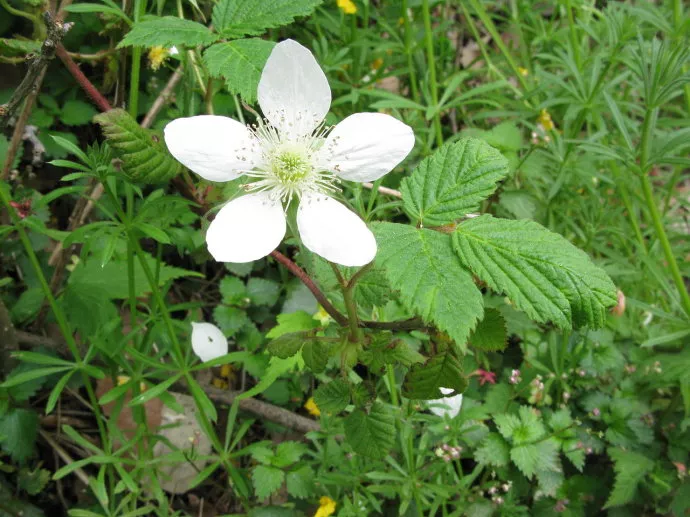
<box><xmin>604</xmin><ymin>449</ymin><xmax>655</xmax><ymax>508</ymax></box>
<box><xmin>203</xmin><ymin>39</ymin><xmax>275</xmax><ymax>104</ymax></box>
<box><xmin>61</xmin><ymin>100</ymin><xmax>97</xmax><ymax>126</ymax></box>
<box><xmin>373</xmin><ymin>222</ymin><xmax>483</xmax><ymax>349</ymax></box>
<box><xmin>94</xmin><ymin>109</ymin><xmax>183</xmax><ymax>183</ymax></box>
<box><xmin>213</xmin><ymin>306</ymin><xmax>250</xmax><ymax>337</ymax></box>
<box><xmin>343</xmin><ymin>402</ymin><xmax>395</xmax><ymax>459</ymax></box>
<box><xmin>359</xmin><ymin>338</ymin><xmax>425</xmax><ymax>373</ymax></box>
<box><xmin>247</xmin><ymin>277</ymin><xmax>280</xmax><ymax>306</ymax></box>
<box><xmin>469</xmin><ymin>308</ymin><xmax>507</xmax><ymax>351</ymax></box>
<box><xmin>286</xmin><ymin>465</ymin><xmax>314</xmax><ymax>499</ymax></box>
<box><xmin>212</xmin><ymin>0</ymin><xmax>321</xmax><ymax>38</ymax></box>
<box><xmin>510</xmin><ymin>439</ymin><xmax>559</xmax><ymax>479</ymax></box>
<box><xmin>475</xmin><ymin>433</ymin><xmax>510</xmax><ymax>467</ymax></box>
<box><xmin>272</xmin><ymin>441</ymin><xmax>307</xmax><ymax>467</ymax></box>
<box><xmin>266</xmin><ymin>311</ymin><xmax>318</xmax><ymax>338</ymax></box>
<box><xmin>401</xmin><ymin>138</ymin><xmax>510</xmax><ymax>226</ymax></box>
<box><xmin>453</xmin><ymin>215</ymin><xmax>617</xmax><ymax>328</ymax></box>
<box><xmin>219</xmin><ymin>276</ymin><xmax>247</xmax><ymax>305</ymax></box>
<box><xmin>251</xmin><ymin>465</ymin><xmax>284</xmax><ymax>500</ymax></box>
<box><xmin>402</xmin><ymin>345</ymin><xmax>466</xmax><ymax>400</ymax></box>
<box><xmin>266</xmin><ymin>332</ymin><xmax>308</xmax><ymax>358</ymax></box>
<box><xmin>0</xmin><ymin>38</ymin><xmax>41</xmax><ymax>56</ymax></box>
<box><xmin>0</xmin><ymin>409</ymin><xmax>38</xmax><ymax>463</ymax></box>
<box><xmin>118</xmin><ymin>16</ymin><xmax>217</xmax><ymax>48</ymax></box>
<box><xmin>301</xmin><ymin>339</ymin><xmax>334</xmax><ymax>373</ymax></box>
<box><xmin>314</xmin><ymin>379</ymin><xmax>350</xmax><ymax>415</ymax></box>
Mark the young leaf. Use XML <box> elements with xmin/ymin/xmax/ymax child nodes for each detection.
<box><xmin>212</xmin><ymin>0</ymin><xmax>321</xmax><ymax>38</ymax></box>
<box><xmin>401</xmin><ymin>138</ymin><xmax>510</xmax><ymax>226</ymax></box>
<box><xmin>604</xmin><ymin>449</ymin><xmax>655</xmax><ymax>508</ymax></box>
<box><xmin>94</xmin><ymin>109</ymin><xmax>183</xmax><ymax>183</ymax></box>
<box><xmin>203</xmin><ymin>39</ymin><xmax>275</xmax><ymax>104</ymax></box>
<box><xmin>314</xmin><ymin>379</ymin><xmax>350</xmax><ymax>415</ymax></box>
<box><xmin>402</xmin><ymin>345</ymin><xmax>467</xmax><ymax>400</ymax></box>
<box><xmin>373</xmin><ymin>222</ymin><xmax>483</xmax><ymax>349</ymax></box>
<box><xmin>469</xmin><ymin>308</ymin><xmax>507</xmax><ymax>352</ymax></box>
<box><xmin>343</xmin><ymin>402</ymin><xmax>395</xmax><ymax>459</ymax></box>
<box><xmin>453</xmin><ymin>215</ymin><xmax>617</xmax><ymax>328</ymax></box>
<box><xmin>118</xmin><ymin>17</ymin><xmax>218</xmax><ymax>48</ymax></box>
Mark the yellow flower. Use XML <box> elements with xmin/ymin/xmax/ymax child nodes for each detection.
<box><xmin>518</xmin><ymin>66</ymin><xmax>529</xmax><ymax>77</ymax></box>
<box><xmin>313</xmin><ymin>305</ymin><xmax>332</xmax><ymax>326</ymax></box>
<box><xmin>314</xmin><ymin>496</ymin><xmax>336</xmax><ymax>517</ymax></box>
<box><xmin>537</xmin><ymin>108</ymin><xmax>555</xmax><ymax>131</ymax></box>
<box><xmin>371</xmin><ymin>57</ymin><xmax>384</xmax><ymax>70</ymax></box>
<box><xmin>148</xmin><ymin>46</ymin><xmax>169</xmax><ymax>70</ymax></box>
<box><xmin>337</xmin><ymin>0</ymin><xmax>357</xmax><ymax>15</ymax></box>
<box><xmin>304</xmin><ymin>397</ymin><xmax>321</xmax><ymax>417</ymax></box>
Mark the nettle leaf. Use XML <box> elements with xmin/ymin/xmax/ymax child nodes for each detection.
<box><xmin>402</xmin><ymin>345</ymin><xmax>466</xmax><ymax>400</ymax></box>
<box><xmin>373</xmin><ymin>222</ymin><xmax>483</xmax><ymax>350</ymax></box>
<box><xmin>453</xmin><ymin>215</ymin><xmax>617</xmax><ymax>329</ymax></box>
<box><xmin>118</xmin><ymin>16</ymin><xmax>218</xmax><ymax>48</ymax></box>
<box><xmin>203</xmin><ymin>39</ymin><xmax>275</xmax><ymax>104</ymax></box>
<box><xmin>401</xmin><ymin>138</ymin><xmax>510</xmax><ymax>226</ymax></box>
<box><xmin>605</xmin><ymin>449</ymin><xmax>655</xmax><ymax>508</ymax></box>
<box><xmin>343</xmin><ymin>402</ymin><xmax>395</xmax><ymax>459</ymax></box>
<box><xmin>469</xmin><ymin>308</ymin><xmax>507</xmax><ymax>352</ymax></box>
<box><xmin>212</xmin><ymin>0</ymin><xmax>322</xmax><ymax>38</ymax></box>
<box><xmin>314</xmin><ymin>379</ymin><xmax>350</xmax><ymax>415</ymax></box>
<box><xmin>94</xmin><ymin>109</ymin><xmax>183</xmax><ymax>183</ymax></box>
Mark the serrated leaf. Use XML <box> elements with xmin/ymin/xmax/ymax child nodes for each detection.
<box><xmin>604</xmin><ymin>448</ymin><xmax>654</xmax><ymax>508</ymax></box>
<box><xmin>510</xmin><ymin>439</ymin><xmax>559</xmax><ymax>479</ymax></box>
<box><xmin>212</xmin><ymin>0</ymin><xmax>321</xmax><ymax>38</ymax></box>
<box><xmin>266</xmin><ymin>311</ymin><xmax>318</xmax><ymax>338</ymax></box>
<box><xmin>373</xmin><ymin>223</ymin><xmax>483</xmax><ymax>350</ymax></box>
<box><xmin>94</xmin><ymin>109</ymin><xmax>182</xmax><ymax>183</ymax></box>
<box><xmin>61</xmin><ymin>100</ymin><xmax>97</xmax><ymax>126</ymax></box>
<box><xmin>247</xmin><ymin>277</ymin><xmax>280</xmax><ymax>306</ymax></box>
<box><xmin>18</xmin><ymin>467</ymin><xmax>51</xmax><ymax>495</ymax></box>
<box><xmin>219</xmin><ymin>276</ymin><xmax>247</xmax><ymax>305</ymax></box>
<box><xmin>360</xmin><ymin>338</ymin><xmax>425</xmax><ymax>373</ymax></box>
<box><xmin>213</xmin><ymin>306</ymin><xmax>249</xmax><ymax>337</ymax></box>
<box><xmin>0</xmin><ymin>409</ymin><xmax>39</xmax><ymax>463</ymax></box>
<box><xmin>401</xmin><ymin>138</ymin><xmax>510</xmax><ymax>226</ymax></box>
<box><xmin>402</xmin><ymin>345</ymin><xmax>466</xmax><ymax>400</ymax></box>
<box><xmin>469</xmin><ymin>308</ymin><xmax>507</xmax><ymax>351</ymax></box>
<box><xmin>273</xmin><ymin>441</ymin><xmax>307</xmax><ymax>467</ymax></box>
<box><xmin>251</xmin><ymin>465</ymin><xmax>284</xmax><ymax>500</ymax></box>
<box><xmin>344</xmin><ymin>402</ymin><xmax>395</xmax><ymax>459</ymax></box>
<box><xmin>301</xmin><ymin>339</ymin><xmax>334</xmax><ymax>373</ymax></box>
<box><xmin>286</xmin><ymin>465</ymin><xmax>314</xmax><ymax>499</ymax></box>
<box><xmin>314</xmin><ymin>379</ymin><xmax>350</xmax><ymax>415</ymax></box>
<box><xmin>453</xmin><ymin>215</ymin><xmax>617</xmax><ymax>328</ymax></box>
<box><xmin>203</xmin><ymin>39</ymin><xmax>275</xmax><ymax>104</ymax></box>
<box><xmin>266</xmin><ymin>332</ymin><xmax>308</xmax><ymax>358</ymax></box>
<box><xmin>118</xmin><ymin>16</ymin><xmax>218</xmax><ymax>48</ymax></box>
<box><xmin>475</xmin><ymin>433</ymin><xmax>510</xmax><ymax>467</ymax></box>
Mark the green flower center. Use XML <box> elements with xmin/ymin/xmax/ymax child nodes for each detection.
<box><xmin>272</xmin><ymin>150</ymin><xmax>311</xmax><ymax>183</ymax></box>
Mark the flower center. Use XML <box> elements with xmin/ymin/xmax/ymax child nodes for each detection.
<box><xmin>272</xmin><ymin>149</ymin><xmax>311</xmax><ymax>183</ymax></box>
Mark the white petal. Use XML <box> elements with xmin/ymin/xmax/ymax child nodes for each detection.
<box><xmin>191</xmin><ymin>322</ymin><xmax>228</xmax><ymax>362</ymax></box>
<box><xmin>429</xmin><ymin>389</ymin><xmax>463</xmax><ymax>419</ymax></box>
<box><xmin>297</xmin><ymin>194</ymin><xmax>376</xmax><ymax>267</ymax></box>
<box><xmin>164</xmin><ymin>116</ymin><xmax>260</xmax><ymax>182</ymax></box>
<box><xmin>258</xmin><ymin>39</ymin><xmax>331</xmax><ymax>139</ymax></box>
<box><xmin>206</xmin><ymin>192</ymin><xmax>286</xmax><ymax>263</ymax></box>
<box><xmin>318</xmin><ymin>112</ymin><xmax>415</xmax><ymax>182</ymax></box>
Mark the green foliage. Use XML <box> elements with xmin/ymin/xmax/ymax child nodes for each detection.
<box><xmin>605</xmin><ymin>449</ymin><xmax>655</xmax><ymax>508</ymax></box>
<box><xmin>252</xmin><ymin>465</ymin><xmax>284</xmax><ymax>500</ymax></box>
<box><xmin>314</xmin><ymin>379</ymin><xmax>350</xmax><ymax>415</ymax></box>
<box><xmin>204</xmin><ymin>39</ymin><xmax>275</xmax><ymax>104</ymax></box>
<box><xmin>0</xmin><ymin>409</ymin><xmax>38</xmax><ymax>463</ymax></box>
<box><xmin>212</xmin><ymin>0</ymin><xmax>321</xmax><ymax>38</ymax></box>
<box><xmin>453</xmin><ymin>215</ymin><xmax>617</xmax><ymax>328</ymax></box>
<box><xmin>469</xmin><ymin>308</ymin><xmax>507</xmax><ymax>352</ymax></box>
<box><xmin>374</xmin><ymin>222</ymin><xmax>483</xmax><ymax>350</ymax></box>
<box><xmin>401</xmin><ymin>138</ymin><xmax>510</xmax><ymax>226</ymax></box>
<box><xmin>343</xmin><ymin>402</ymin><xmax>395</xmax><ymax>459</ymax></box>
<box><xmin>402</xmin><ymin>344</ymin><xmax>466</xmax><ymax>400</ymax></box>
<box><xmin>94</xmin><ymin>109</ymin><xmax>183</xmax><ymax>183</ymax></box>
<box><xmin>118</xmin><ymin>16</ymin><xmax>218</xmax><ymax>48</ymax></box>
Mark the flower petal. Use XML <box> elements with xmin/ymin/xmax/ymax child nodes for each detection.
<box><xmin>206</xmin><ymin>192</ymin><xmax>286</xmax><ymax>263</ymax></box>
<box><xmin>258</xmin><ymin>39</ymin><xmax>331</xmax><ymax>139</ymax></box>
<box><xmin>429</xmin><ymin>388</ymin><xmax>463</xmax><ymax>419</ymax></box>
<box><xmin>318</xmin><ymin>112</ymin><xmax>415</xmax><ymax>182</ymax></box>
<box><xmin>191</xmin><ymin>322</ymin><xmax>228</xmax><ymax>362</ymax></box>
<box><xmin>297</xmin><ymin>193</ymin><xmax>376</xmax><ymax>267</ymax></box>
<box><xmin>164</xmin><ymin>115</ymin><xmax>260</xmax><ymax>182</ymax></box>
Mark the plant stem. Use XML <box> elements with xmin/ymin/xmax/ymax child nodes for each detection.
<box><xmin>401</xmin><ymin>0</ymin><xmax>420</xmax><ymax>103</ymax></box>
<box><xmin>128</xmin><ymin>0</ymin><xmax>147</xmax><ymax>117</ymax></box>
<box><xmin>421</xmin><ymin>0</ymin><xmax>443</xmax><ymax>148</ymax></box>
<box><xmin>386</xmin><ymin>364</ymin><xmax>399</xmax><ymax>406</ymax></box>
<box><xmin>342</xmin><ymin>282</ymin><xmax>363</xmax><ymax>342</ymax></box>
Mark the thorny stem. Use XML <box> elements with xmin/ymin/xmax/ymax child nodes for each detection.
<box><xmin>421</xmin><ymin>0</ymin><xmax>443</xmax><ymax>148</ymax></box>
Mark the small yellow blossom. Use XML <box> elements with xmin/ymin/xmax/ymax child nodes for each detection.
<box><xmin>518</xmin><ymin>66</ymin><xmax>529</xmax><ymax>77</ymax></box>
<box><xmin>537</xmin><ymin>108</ymin><xmax>555</xmax><ymax>131</ymax></box>
<box><xmin>313</xmin><ymin>305</ymin><xmax>332</xmax><ymax>326</ymax></box>
<box><xmin>305</xmin><ymin>397</ymin><xmax>321</xmax><ymax>417</ymax></box>
<box><xmin>148</xmin><ymin>46</ymin><xmax>169</xmax><ymax>71</ymax></box>
<box><xmin>212</xmin><ymin>378</ymin><xmax>229</xmax><ymax>389</ymax></box>
<box><xmin>337</xmin><ymin>0</ymin><xmax>357</xmax><ymax>15</ymax></box>
<box><xmin>117</xmin><ymin>375</ymin><xmax>130</xmax><ymax>386</ymax></box>
<box><xmin>314</xmin><ymin>496</ymin><xmax>336</xmax><ymax>517</ymax></box>
<box><xmin>220</xmin><ymin>363</ymin><xmax>233</xmax><ymax>378</ymax></box>
<box><xmin>371</xmin><ymin>57</ymin><xmax>384</xmax><ymax>71</ymax></box>
<box><xmin>398</xmin><ymin>17</ymin><xmax>405</xmax><ymax>25</ymax></box>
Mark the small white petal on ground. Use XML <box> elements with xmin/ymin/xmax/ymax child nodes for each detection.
<box><xmin>191</xmin><ymin>322</ymin><xmax>228</xmax><ymax>362</ymax></box>
<box><xmin>428</xmin><ymin>387</ymin><xmax>464</xmax><ymax>419</ymax></box>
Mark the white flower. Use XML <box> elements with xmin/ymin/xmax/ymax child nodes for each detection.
<box><xmin>164</xmin><ymin>39</ymin><xmax>415</xmax><ymax>267</ymax></box>
<box><xmin>429</xmin><ymin>387</ymin><xmax>463</xmax><ymax>418</ymax></box>
<box><xmin>191</xmin><ymin>322</ymin><xmax>228</xmax><ymax>362</ymax></box>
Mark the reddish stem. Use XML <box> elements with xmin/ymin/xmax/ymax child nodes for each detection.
<box><xmin>55</xmin><ymin>44</ymin><xmax>112</xmax><ymax>112</ymax></box>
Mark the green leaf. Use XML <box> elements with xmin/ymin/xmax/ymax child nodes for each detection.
<box><xmin>359</xmin><ymin>338</ymin><xmax>425</xmax><ymax>373</ymax></box>
<box><xmin>118</xmin><ymin>16</ymin><xmax>218</xmax><ymax>48</ymax></box>
<box><xmin>286</xmin><ymin>465</ymin><xmax>314</xmax><ymax>499</ymax></box>
<box><xmin>266</xmin><ymin>332</ymin><xmax>308</xmax><ymax>358</ymax></box>
<box><xmin>453</xmin><ymin>215</ymin><xmax>617</xmax><ymax>328</ymax></box>
<box><xmin>604</xmin><ymin>448</ymin><xmax>655</xmax><ymax>508</ymax></box>
<box><xmin>247</xmin><ymin>278</ymin><xmax>280</xmax><ymax>306</ymax></box>
<box><xmin>400</xmin><ymin>138</ymin><xmax>510</xmax><ymax>226</ymax></box>
<box><xmin>18</xmin><ymin>467</ymin><xmax>51</xmax><ymax>495</ymax></box>
<box><xmin>266</xmin><ymin>311</ymin><xmax>318</xmax><ymax>338</ymax></box>
<box><xmin>314</xmin><ymin>379</ymin><xmax>350</xmax><ymax>415</ymax></box>
<box><xmin>213</xmin><ymin>306</ymin><xmax>250</xmax><ymax>337</ymax></box>
<box><xmin>343</xmin><ymin>402</ymin><xmax>396</xmax><ymax>459</ymax></box>
<box><xmin>301</xmin><ymin>339</ymin><xmax>334</xmax><ymax>373</ymax></box>
<box><xmin>94</xmin><ymin>108</ymin><xmax>183</xmax><ymax>183</ymax></box>
<box><xmin>475</xmin><ymin>433</ymin><xmax>510</xmax><ymax>467</ymax></box>
<box><xmin>402</xmin><ymin>345</ymin><xmax>466</xmax><ymax>400</ymax></box>
<box><xmin>469</xmin><ymin>308</ymin><xmax>507</xmax><ymax>352</ymax></box>
<box><xmin>219</xmin><ymin>276</ymin><xmax>248</xmax><ymax>305</ymax></box>
<box><xmin>0</xmin><ymin>409</ymin><xmax>39</xmax><ymax>463</ymax></box>
<box><xmin>0</xmin><ymin>38</ymin><xmax>41</xmax><ymax>56</ymax></box>
<box><xmin>251</xmin><ymin>465</ymin><xmax>284</xmax><ymax>500</ymax></box>
<box><xmin>212</xmin><ymin>0</ymin><xmax>321</xmax><ymax>38</ymax></box>
<box><xmin>203</xmin><ymin>39</ymin><xmax>275</xmax><ymax>104</ymax></box>
<box><xmin>373</xmin><ymin>223</ymin><xmax>483</xmax><ymax>349</ymax></box>
<box><xmin>510</xmin><ymin>439</ymin><xmax>559</xmax><ymax>479</ymax></box>
<box><xmin>61</xmin><ymin>100</ymin><xmax>97</xmax><ymax>126</ymax></box>
<box><xmin>272</xmin><ymin>441</ymin><xmax>307</xmax><ymax>467</ymax></box>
